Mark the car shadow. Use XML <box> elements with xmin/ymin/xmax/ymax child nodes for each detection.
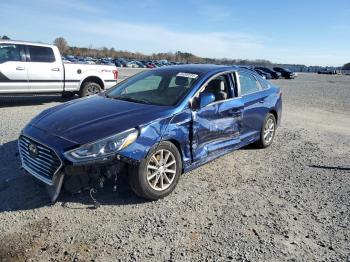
<box><xmin>308</xmin><ymin>165</ymin><xmax>350</xmax><ymax>171</ymax></box>
<box><xmin>0</xmin><ymin>139</ymin><xmax>146</xmax><ymax>213</ymax></box>
<box><xmin>240</xmin><ymin>144</ymin><xmax>259</xmax><ymax>150</ymax></box>
<box><xmin>0</xmin><ymin>95</ymin><xmax>77</xmax><ymax>108</ymax></box>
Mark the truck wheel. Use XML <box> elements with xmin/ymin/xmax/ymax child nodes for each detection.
<box><xmin>129</xmin><ymin>141</ymin><xmax>182</xmax><ymax>200</ymax></box>
<box><xmin>79</xmin><ymin>82</ymin><xmax>102</xmax><ymax>97</ymax></box>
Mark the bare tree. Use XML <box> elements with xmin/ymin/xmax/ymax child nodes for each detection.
<box><xmin>53</xmin><ymin>37</ymin><xmax>69</xmax><ymax>54</ymax></box>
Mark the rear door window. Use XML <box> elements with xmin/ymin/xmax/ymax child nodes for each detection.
<box><xmin>238</xmin><ymin>72</ymin><xmax>261</xmax><ymax>95</ymax></box>
<box><xmin>257</xmin><ymin>77</ymin><xmax>269</xmax><ymax>89</ymax></box>
<box><xmin>0</xmin><ymin>44</ymin><xmax>22</xmax><ymax>63</ymax></box>
<box><xmin>28</xmin><ymin>45</ymin><xmax>55</xmax><ymax>62</ymax></box>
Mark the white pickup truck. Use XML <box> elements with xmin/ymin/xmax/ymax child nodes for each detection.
<box><xmin>0</xmin><ymin>40</ymin><xmax>118</xmax><ymax>97</ymax></box>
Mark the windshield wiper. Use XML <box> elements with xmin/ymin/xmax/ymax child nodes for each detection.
<box><xmin>110</xmin><ymin>96</ymin><xmax>152</xmax><ymax>105</ymax></box>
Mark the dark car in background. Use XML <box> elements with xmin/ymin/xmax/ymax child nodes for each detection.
<box><xmin>19</xmin><ymin>65</ymin><xmax>282</xmax><ymax>202</ymax></box>
<box><xmin>238</xmin><ymin>66</ymin><xmax>272</xmax><ymax>80</ymax></box>
<box><xmin>255</xmin><ymin>67</ymin><xmax>281</xmax><ymax>79</ymax></box>
<box><xmin>317</xmin><ymin>69</ymin><xmax>337</xmax><ymax>75</ymax></box>
<box><xmin>273</xmin><ymin>67</ymin><xmax>296</xmax><ymax>79</ymax></box>
<box><xmin>255</xmin><ymin>69</ymin><xmax>272</xmax><ymax>79</ymax></box>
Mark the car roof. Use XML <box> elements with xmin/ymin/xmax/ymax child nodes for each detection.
<box><xmin>152</xmin><ymin>64</ymin><xmax>239</xmax><ymax>75</ymax></box>
<box><xmin>0</xmin><ymin>39</ymin><xmax>54</xmax><ymax>48</ymax></box>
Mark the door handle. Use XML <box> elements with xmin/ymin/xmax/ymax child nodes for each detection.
<box><xmin>51</xmin><ymin>68</ymin><xmax>60</xmax><ymax>71</ymax></box>
<box><xmin>259</xmin><ymin>99</ymin><xmax>265</xmax><ymax>103</ymax></box>
<box><xmin>16</xmin><ymin>66</ymin><xmax>25</xmax><ymax>70</ymax></box>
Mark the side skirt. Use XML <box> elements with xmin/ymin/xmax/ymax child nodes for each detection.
<box><xmin>183</xmin><ymin>133</ymin><xmax>260</xmax><ymax>173</ymax></box>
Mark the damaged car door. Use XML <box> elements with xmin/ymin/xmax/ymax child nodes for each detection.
<box><xmin>191</xmin><ymin>72</ymin><xmax>244</xmax><ymax>162</ymax></box>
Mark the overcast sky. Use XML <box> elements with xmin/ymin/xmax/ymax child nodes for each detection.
<box><xmin>0</xmin><ymin>0</ymin><xmax>349</xmax><ymax>66</ymax></box>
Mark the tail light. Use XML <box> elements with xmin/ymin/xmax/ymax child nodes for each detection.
<box><xmin>277</xmin><ymin>90</ymin><xmax>282</xmax><ymax>97</ymax></box>
<box><xmin>112</xmin><ymin>70</ymin><xmax>118</xmax><ymax>80</ymax></box>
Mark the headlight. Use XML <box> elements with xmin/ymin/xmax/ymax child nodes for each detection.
<box><xmin>64</xmin><ymin>128</ymin><xmax>139</xmax><ymax>163</ymax></box>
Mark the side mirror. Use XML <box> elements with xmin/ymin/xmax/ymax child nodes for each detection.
<box><xmin>199</xmin><ymin>92</ymin><xmax>215</xmax><ymax>108</ymax></box>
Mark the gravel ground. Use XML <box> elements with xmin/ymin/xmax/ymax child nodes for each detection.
<box><xmin>0</xmin><ymin>73</ymin><xmax>349</xmax><ymax>261</ymax></box>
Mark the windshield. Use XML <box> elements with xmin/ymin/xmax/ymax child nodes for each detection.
<box><xmin>105</xmin><ymin>69</ymin><xmax>199</xmax><ymax>106</ymax></box>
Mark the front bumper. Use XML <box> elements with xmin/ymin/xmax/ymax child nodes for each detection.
<box><xmin>18</xmin><ymin>135</ymin><xmax>63</xmax><ymax>186</ymax></box>
<box><xmin>19</xmin><ymin>126</ymin><xmax>140</xmax><ymax>202</ymax></box>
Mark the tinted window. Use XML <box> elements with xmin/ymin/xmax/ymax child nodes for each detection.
<box><xmin>28</xmin><ymin>46</ymin><xmax>55</xmax><ymax>62</ymax></box>
<box><xmin>0</xmin><ymin>44</ymin><xmax>22</xmax><ymax>63</ymax></box>
<box><xmin>239</xmin><ymin>72</ymin><xmax>260</xmax><ymax>95</ymax></box>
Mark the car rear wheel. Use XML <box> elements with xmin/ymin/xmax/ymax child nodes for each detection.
<box><xmin>129</xmin><ymin>141</ymin><xmax>182</xmax><ymax>200</ymax></box>
<box><xmin>79</xmin><ymin>82</ymin><xmax>102</xmax><ymax>97</ymax></box>
<box><xmin>255</xmin><ymin>113</ymin><xmax>276</xmax><ymax>148</ymax></box>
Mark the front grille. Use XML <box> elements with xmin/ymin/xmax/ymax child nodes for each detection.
<box><xmin>18</xmin><ymin>135</ymin><xmax>62</xmax><ymax>185</ymax></box>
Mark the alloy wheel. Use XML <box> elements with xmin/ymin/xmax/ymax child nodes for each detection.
<box><xmin>147</xmin><ymin>149</ymin><xmax>177</xmax><ymax>191</ymax></box>
<box><xmin>264</xmin><ymin>118</ymin><xmax>275</xmax><ymax>144</ymax></box>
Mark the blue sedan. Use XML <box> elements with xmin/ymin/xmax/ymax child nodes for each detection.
<box><xmin>19</xmin><ymin>64</ymin><xmax>282</xmax><ymax>201</ymax></box>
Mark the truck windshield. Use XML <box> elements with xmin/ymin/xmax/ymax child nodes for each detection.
<box><xmin>105</xmin><ymin>70</ymin><xmax>199</xmax><ymax>106</ymax></box>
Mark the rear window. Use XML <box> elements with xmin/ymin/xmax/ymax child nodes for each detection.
<box><xmin>0</xmin><ymin>44</ymin><xmax>22</xmax><ymax>63</ymax></box>
<box><xmin>28</xmin><ymin>45</ymin><xmax>55</xmax><ymax>62</ymax></box>
<box><xmin>239</xmin><ymin>72</ymin><xmax>261</xmax><ymax>95</ymax></box>
<box><xmin>257</xmin><ymin>77</ymin><xmax>269</xmax><ymax>89</ymax></box>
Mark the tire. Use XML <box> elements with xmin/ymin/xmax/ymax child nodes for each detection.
<box><xmin>79</xmin><ymin>82</ymin><xmax>102</xmax><ymax>97</ymax></box>
<box><xmin>255</xmin><ymin>113</ymin><xmax>277</xmax><ymax>148</ymax></box>
<box><xmin>129</xmin><ymin>141</ymin><xmax>182</xmax><ymax>200</ymax></box>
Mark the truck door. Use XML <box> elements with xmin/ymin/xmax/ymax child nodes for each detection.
<box><xmin>26</xmin><ymin>45</ymin><xmax>63</xmax><ymax>92</ymax></box>
<box><xmin>0</xmin><ymin>43</ymin><xmax>29</xmax><ymax>93</ymax></box>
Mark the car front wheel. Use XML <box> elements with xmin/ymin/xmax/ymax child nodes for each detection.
<box><xmin>129</xmin><ymin>141</ymin><xmax>182</xmax><ymax>200</ymax></box>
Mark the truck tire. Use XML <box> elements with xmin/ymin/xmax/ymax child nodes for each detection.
<box><xmin>79</xmin><ymin>82</ymin><xmax>102</xmax><ymax>97</ymax></box>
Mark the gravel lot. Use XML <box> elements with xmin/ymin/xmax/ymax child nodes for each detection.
<box><xmin>0</xmin><ymin>73</ymin><xmax>349</xmax><ymax>261</ymax></box>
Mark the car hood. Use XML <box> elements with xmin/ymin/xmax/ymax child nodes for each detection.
<box><xmin>30</xmin><ymin>95</ymin><xmax>173</xmax><ymax>145</ymax></box>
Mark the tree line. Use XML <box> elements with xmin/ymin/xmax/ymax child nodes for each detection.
<box><xmin>1</xmin><ymin>35</ymin><xmax>348</xmax><ymax>69</ymax></box>
<box><xmin>53</xmin><ymin>37</ymin><xmax>274</xmax><ymax>66</ymax></box>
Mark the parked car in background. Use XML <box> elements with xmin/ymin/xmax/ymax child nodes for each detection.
<box><xmin>18</xmin><ymin>64</ymin><xmax>282</xmax><ymax>202</ymax></box>
<box><xmin>273</xmin><ymin>67</ymin><xmax>296</xmax><ymax>79</ymax></box>
<box><xmin>99</xmin><ymin>59</ymin><xmax>114</xmax><ymax>66</ymax></box>
<box><xmin>65</xmin><ymin>55</ymin><xmax>78</xmax><ymax>63</ymax></box>
<box><xmin>114</xmin><ymin>60</ymin><xmax>123</xmax><ymax>67</ymax></box>
<box><xmin>125</xmin><ymin>61</ymin><xmax>139</xmax><ymax>68</ymax></box>
<box><xmin>255</xmin><ymin>67</ymin><xmax>281</xmax><ymax>79</ymax></box>
<box><xmin>0</xmin><ymin>40</ymin><xmax>118</xmax><ymax>97</ymax></box>
<box><xmin>317</xmin><ymin>69</ymin><xmax>337</xmax><ymax>75</ymax></box>
<box><xmin>254</xmin><ymin>69</ymin><xmax>272</xmax><ymax>79</ymax></box>
<box><xmin>62</xmin><ymin>56</ymin><xmax>71</xmax><ymax>63</ymax></box>
<box><xmin>135</xmin><ymin>61</ymin><xmax>146</xmax><ymax>68</ymax></box>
